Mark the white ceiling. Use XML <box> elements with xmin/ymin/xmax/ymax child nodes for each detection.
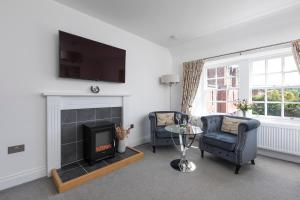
<box><xmin>53</xmin><ymin>0</ymin><xmax>300</xmax><ymax>47</ymax></box>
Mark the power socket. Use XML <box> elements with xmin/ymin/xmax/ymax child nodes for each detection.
<box><xmin>8</xmin><ymin>144</ymin><xmax>25</xmax><ymax>154</ymax></box>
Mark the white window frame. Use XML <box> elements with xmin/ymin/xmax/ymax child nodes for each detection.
<box><xmin>194</xmin><ymin>47</ymin><xmax>300</xmax><ymax>122</ymax></box>
<box><xmin>205</xmin><ymin>65</ymin><xmax>239</xmax><ymax>114</ymax></box>
<box><xmin>250</xmin><ymin>53</ymin><xmax>300</xmax><ymax>119</ymax></box>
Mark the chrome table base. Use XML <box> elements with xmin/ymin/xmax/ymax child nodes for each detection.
<box><xmin>170</xmin><ymin>159</ymin><xmax>197</xmax><ymax>173</ymax></box>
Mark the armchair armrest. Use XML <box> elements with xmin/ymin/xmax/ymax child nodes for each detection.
<box><xmin>236</xmin><ymin>118</ymin><xmax>260</xmax><ymax>149</ymax></box>
<box><xmin>148</xmin><ymin>112</ymin><xmax>157</xmax><ymax>131</ymax></box>
<box><xmin>149</xmin><ymin>112</ymin><xmax>156</xmax><ymax>120</ymax></box>
<box><xmin>238</xmin><ymin>119</ymin><xmax>260</xmax><ymax>133</ymax></box>
<box><xmin>148</xmin><ymin>112</ymin><xmax>157</xmax><ymax>145</ymax></box>
<box><xmin>235</xmin><ymin>119</ymin><xmax>260</xmax><ymax>164</ymax></box>
<box><xmin>201</xmin><ymin>115</ymin><xmax>223</xmax><ymax>133</ymax></box>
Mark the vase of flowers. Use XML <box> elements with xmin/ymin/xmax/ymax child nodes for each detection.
<box><xmin>118</xmin><ymin>139</ymin><xmax>126</xmax><ymax>153</ymax></box>
<box><xmin>115</xmin><ymin>124</ymin><xmax>134</xmax><ymax>153</ymax></box>
<box><xmin>234</xmin><ymin>99</ymin><xmax>252</xmax><ymax>117</ymax></box>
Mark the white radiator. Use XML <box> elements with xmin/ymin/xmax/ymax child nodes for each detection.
<box><xmin>257</xmin><ymin>123</ymin><xmax>300</xmax><ymax>156</ymax></box>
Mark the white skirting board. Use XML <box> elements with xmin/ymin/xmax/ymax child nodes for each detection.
<box><xmin>127</xmin><ymin>136</ymin><xmax>150</xmax><ymax>147</ymax></box>
<box><xmin>0</xmin><ymin>166</ymin><xmax>46</xmax><ymax>191</ymax></box>
<box><xmin>0</xmin><ymin>136</ymin><xmax>149</xmax><ymax>191</ymax></box>
<box><xmin>258</xmin><ymin>148</ymin><xmax>300</xmax><ymax>164</ymax></box>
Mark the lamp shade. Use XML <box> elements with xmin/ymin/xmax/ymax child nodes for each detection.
<box><xmin>160</xmin><ymin>74</ymin><xmax>180</xmax><ymax>84</ymax></box>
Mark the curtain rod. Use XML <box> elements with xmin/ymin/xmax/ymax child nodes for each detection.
<box><xmin>202</xmin><ymin>40</ymin><xmax>293</xmax><ymax>61</ymax></box>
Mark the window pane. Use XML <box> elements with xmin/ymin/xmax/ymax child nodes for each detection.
<box><xmin>217</xmin><ymin>90</ymin><xmax>226</xmax><ymax>101</ymax></box>
<box><xmin>252</xmin><ymin>74</ymin><xmax>265</xmax><ymax>86</ymax></box>
<box><xmin>267</xmin><ymin>103</ymin><xmax>281</xmax><ymax>116</ymax></box>
<box><xmin>252</xmin><ymin>60</ymin><xmax>265</xmax><ymax>74</ymax></box>
<box><xmin>206</xmin><ymin>65</ymin><xmax>239</xmax><ymax>115</ymax></box>
<box><xmin>284</xmin><ymin>72</ymin><xmax>300</xmax><ymax>86</ymax></box>
<box><xmin>217</xmin><ymin>67</ymin><xmax>225</xmax><ymax>77</ymax></box>
<box><xmin>284</xmin><ymin>104</ymin><xmax>300</xmax><ymax>118</ymax></box>
<box><xmin>207</xmin><ymin>68</ymin><xmax>216</xmax><ymax>78</ymax></box>
<box><xmin>228</xmin><ymin>89</ymin><xmax>238</xmax><ymax>101</ymax></box>
<box><xmin>284</xmin><ymin>56</ymin><xmax>297</xmax><ymax>72</ymax></box>
<box><xmin>207</xmin><ymin>102</ymin><xmax>216</xmax><ymax>113</ymax></box>
<box><xmin>227</xmin><ymin>102</ymin><xmax>237</xmax><ymax>113</ymax></box>
<box><xmin>229</xmin><ymin>65</ymin><xmax>238</xmax><ymax>76</ymax></box>
<box><xmin>284</xmin><ymin>88</ymin><xmax>300</xmax><ymax>102</ymax></box>
<box><xmin>217</xmin><ymin>78</ymin><xmax>226</xmax><ymax>89</ymax></box>
<box><xmin>207</xmin><ymin>79</ymin><xmax>216</xmax><ymax>88</ymax></box>
<box><xmin>217</xmin><ymin>102</ymin><xmax>226</xmax><ymax>113</ymax></box>
<box><xmin>267</xmin><ymin>58</ymin><xmax>282</xmax><ymax>73</ymax></box>
<box><xmin>267</xmin><ymin>89</ymin><xmax>282</xmax><ymax>101</ymax></box>
<box><xmin>252</xmin><ymin>103</ymin><xmax>265</xmax><ymax>115</ymax></box>
<box><xmin>206</xmin><ymin>89</ymin><xmax>216</xmax><ymax>101</ymax></box>
<box><xmin>252</xmin><ymin>89</ymin><xmax>265</xmax><ymax>101</ymax></box>
<box><xmin>230</xmin><ymin>77</ymin><xmax>238</xmax><ymax>87</ymax></box>
<box><xmin>266</xmin><ymin>73</ymin><xmax>282</xmax><ymax>85</ymax></box>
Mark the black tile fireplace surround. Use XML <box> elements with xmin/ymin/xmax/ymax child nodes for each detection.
<box><xmin>61</xmin><ymin>107</ymin><xmax>122</xmax><ymax>166</ymax></box>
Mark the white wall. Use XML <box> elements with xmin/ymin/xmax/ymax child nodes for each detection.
<box><xmin>169</xmin><ymin>4</ymin><xmax>300</xmax><ymax>111</ymax></box>
<box><xmin>0</xmin><ymin>0</ymin><xmax>172</xmax><ymax>190</ymax></box>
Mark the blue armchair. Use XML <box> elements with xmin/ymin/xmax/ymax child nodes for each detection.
<box><xmin>199</xmin><ymin>115</ymin><xmax>260</xmax><ymax>174</ymax></box>
<box><xmin>149</xmin><ymin>111</ymin><xmax>188</xmax><ymax>153</ymax></box>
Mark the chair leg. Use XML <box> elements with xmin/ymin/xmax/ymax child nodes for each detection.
<box><xmin>152</xmin><ymin>146</ymin><xmax>156</xmax><ymax>153</ymax></box>
<box><xmin>201</xmin><ymin>150</ymin><xmax>204</xmax><ymax>158</ymax></box>
<box><xmin>235</xmin><ymin>165</ymin><xmax>241</xmax><ymax>174</ymax></box>
<box><xmin>251</xmin><ymin>159</ymin><xmax>255</xmax><ymax>165</ymax></box>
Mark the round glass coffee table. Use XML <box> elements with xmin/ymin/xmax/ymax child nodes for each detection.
<box><xmin>165</xmin><ymin>124</ymin><xmax>202</xmax><ymax>172</ymax></box>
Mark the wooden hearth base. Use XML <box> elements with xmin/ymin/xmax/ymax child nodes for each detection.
<box><xmin>51</xmin><ymin>147</ymin><xmax>144</xmax><ymax>193</ymax></box>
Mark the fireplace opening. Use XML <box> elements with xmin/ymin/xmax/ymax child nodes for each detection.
<box><xmin>83</xmin><ymin>121</ymin><xmax>116</xmax><ymax>165</ymax></box>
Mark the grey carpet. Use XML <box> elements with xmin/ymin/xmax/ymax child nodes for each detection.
<box><xmin>1</xmin><ymin>143</ymin><xmax>300</xmax><ymax>200</ymax></box>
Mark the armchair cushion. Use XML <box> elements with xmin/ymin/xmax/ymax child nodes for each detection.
<box><xmin>221</xmin><ymin>116</ymin><xmax>246</xmax><ymax>135</ymax></box>
<box><xmin>156</xmin><ymin>113</ymin><xmax>175</xmax><ymax>126</ymax></box>
<box><xmin>202</xmin><ymin>132</ymin><xmax>237</xmax><ymax>151</ymax></box>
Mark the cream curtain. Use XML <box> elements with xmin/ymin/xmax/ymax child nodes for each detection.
<box><xmin>181</xmin><ymin>59</ymin><xmax>205</xmax><ymax>114</ymax></box>
<box><xmin>292</xmin><ymin>40</ymin><xmax>300</xmax><ymax>75</ymax></box>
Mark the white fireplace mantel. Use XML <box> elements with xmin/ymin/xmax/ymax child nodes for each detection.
<box><xmin>43</xmin><ymin>91</ymin><xmax>131</xmax><ymax>176</ymax></box>
<box><xmin>42</xmin><ymin>91</ymin><xmax>131</xmax><ymax>97</ymax></box>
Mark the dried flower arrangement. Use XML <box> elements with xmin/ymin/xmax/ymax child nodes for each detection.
<box><xmin>115</xmin><ymin>124</ymin><xmax>134</xmax><ymax>140</ymax></box>
<box><xmin>234</xmin><ymin>99</ymin><xmax>252</xmax><ymax>117</ymax></box>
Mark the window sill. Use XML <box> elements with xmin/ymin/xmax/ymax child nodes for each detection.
<box><xmin>251</xmin><ymin>116</ymin><xmax>300</xmax><ymax>128</ymax></box>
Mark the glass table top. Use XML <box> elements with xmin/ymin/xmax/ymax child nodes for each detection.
<box><xmin>165</xmin><ymin>124</ymin><xmax>202</xmax><ymax>135</ymax></box>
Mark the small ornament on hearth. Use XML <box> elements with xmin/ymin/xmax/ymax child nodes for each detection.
<box><xmin>115</xmin><ymin>124</ymin><xmax>134</xmax><ymax>153</ymax></box>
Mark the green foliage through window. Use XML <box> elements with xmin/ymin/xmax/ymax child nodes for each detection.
<box><xmin>267</xmin><ymin>89</ymin><xmax>281</xmax><ymax>101</ymax></box>
<box><xmin>252</xmin><ymin>103</ymin><xmax>264</xmax><ymax>115</ymax></box>
<box><xmin>252</xmin><ymin>89</ymin><xmax>264</xmax><ymax>101</ymax></box>
<box><xmin>267</xmin><ymin>103</ymin><xmax>281</xmax><ymax>116</ymax></box>
<box><xmin>284</xmin><ymin>88</ymin><xmax>300</xmax><ymax>102</ymax></box>
<box><xmin>251</xmin><ymin>88</ymin><xmax>300</xmax><ymax>118</ymax></box>
<box><xmin>284</xmin><ymin>104</ymin><xmax>300</xmax><ymax>118</ymax></box>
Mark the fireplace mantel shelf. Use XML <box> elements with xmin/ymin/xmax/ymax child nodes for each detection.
<box><xmin>42</xmin><ymin>92</ymin><xmax>131</xmax><ymax>97</ymax></box>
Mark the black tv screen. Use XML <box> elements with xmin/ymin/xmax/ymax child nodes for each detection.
<box><xmin>59</xmin><ymin>31</ymin><xmax>126</xmax><ymax>83</ymax></box>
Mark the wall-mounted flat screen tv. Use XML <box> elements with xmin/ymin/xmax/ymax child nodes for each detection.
<box><xmin>59</xmin><ymin>31</ymin><xmax>126</xmax><ymax>83</ymax></box>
